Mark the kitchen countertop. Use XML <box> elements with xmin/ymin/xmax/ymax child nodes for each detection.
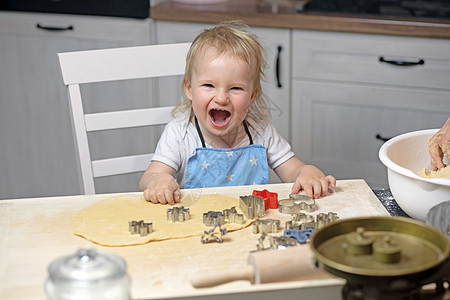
<box><xmin>372</xmin><ymin>188</ymin><xmax>409</xmax><ymax>217</ymax></box>
<box><xmin>151</xmin><ymin>0</ymin><xmax>450</xmax><ymax>39</ymax></box>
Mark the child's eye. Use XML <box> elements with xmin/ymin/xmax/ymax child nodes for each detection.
<box><xmin>203</xmin><ymin>84</ymin><xmax>214</xmax><ymax>88</ymax></box>
<box><xmin>231</xmin><ymin>87</ymin><xmax>243</xmax><ymax>90</ymax></box>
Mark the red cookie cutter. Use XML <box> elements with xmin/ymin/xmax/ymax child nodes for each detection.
<box><xmin>252</xmin><ymin>189</ymin><xmax>278</xmax><ymax>210</ymax></box>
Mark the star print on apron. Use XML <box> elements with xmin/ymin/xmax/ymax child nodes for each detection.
<box><xmin>185</xmin><ymin>116</ymin><xmax>269</xmax><ymax>189</ymax></box>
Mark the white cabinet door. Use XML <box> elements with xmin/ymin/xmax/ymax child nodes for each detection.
<box><xmin>291</xmin><ymin>80</ymin><xmax>450</xmax><ymax>188</ymax></box>
<box><xmin>253</xmin><ymin>27</ymin><xmax>291</xmax><ymax>143</ymax></box>
<box><xmin>154</xmin><ymin>21</ymin><xmax>290</xmax><ymax>183</ymax></box>
<box><xmin>154</xmin><ymin>21</ymin><xmax>205</xmax><ymax>108</ymax></box>
<box><xmin>291</xmin><ymin>30</ymin><xmax>450</xmax><ymax>189</ymax></box>
<box><xmin>0</xmin><ymin>12</ymin><xmax>152</xmax><ymax>199</ymax></box>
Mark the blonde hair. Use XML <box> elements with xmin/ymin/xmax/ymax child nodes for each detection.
<box><xmin>172</xmin><ymin>20</ymin><xmax>269</xmax><ymax>122</ymax></box>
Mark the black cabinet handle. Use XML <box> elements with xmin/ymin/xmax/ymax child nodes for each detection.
<box><xmin>379</xmin><ymin>56</ymin><xmax>424</xmax><ymax>67</ymax></box>
<box><xmin>375</xmin><ymin>134</ymin><xmax>392</xmax><ymax>142</ymax></box>
<box><xmin>276</xmin><ymin>45</ymin><xmax>282</xmax><ymax>88</ymax></box>
<box><xmin>36</xmin><ymin>23</ymin><xmax>74</xmax><ymax>31</ymax></box>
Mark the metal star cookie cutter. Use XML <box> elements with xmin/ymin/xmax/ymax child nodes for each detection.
<box><xmin>253</xmin><ymin>218</ymin><xmax>280</xmax><ymax>234</ymax></box>
<box><xmin>167</xmin><ymin>206</ymin><xmax>190</xmax><ymax>222</ymax></box>
<box><xmin>201</xmin><ymin>223</ymin><xmax>227</xmax><ymax>244</ymax></box>
<box><xmin>129</xmin><ymin>220</ymin><xmax>153</xmax><ymax>236</ymax></box>
<box><xmin>278</xmin><ymin>194</ymin><xmax>315</xmax><ymax>214</ymax></box>
<box><xmin>239</xmin><ymin>195</ymin><xmax>265</xmax><ymax>219</ymax></box>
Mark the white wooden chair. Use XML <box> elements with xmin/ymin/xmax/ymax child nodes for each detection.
<box><xmin>58</xmin><ymin>43</ymin><xmax>191</xmax><ymax>194</ymax></box>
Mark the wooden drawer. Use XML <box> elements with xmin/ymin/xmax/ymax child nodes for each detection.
<box><xmin>292</xmin><ymin>30</ymin><xmax>450</xmax><ymax>90</ymax></box>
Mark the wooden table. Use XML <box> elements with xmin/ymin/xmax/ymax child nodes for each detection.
<box><xmin>0</xmin><ymin>180</ymin><xmax>389</xmax><ymax>299</ymax></box>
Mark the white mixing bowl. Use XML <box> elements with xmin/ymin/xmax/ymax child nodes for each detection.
<box><xmin>379</xmin><ymin>129</ymin><xmax>450</xmax><ymax>222</ymax></box>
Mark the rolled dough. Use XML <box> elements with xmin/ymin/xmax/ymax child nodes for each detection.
<box><xmin>73</xmin><ymin>193</ymin><xmax>253</xmax><ymax>246</ymax></box>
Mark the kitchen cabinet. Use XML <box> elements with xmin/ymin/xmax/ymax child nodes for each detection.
<box><xmin>4</xmin><ymin>11</ymin><xmax>448</xmax><ymax>198</ymax></box>
<box><xmin>0</xmin><ymin>12</ymin><xmax>152</xmax><ymax>199</ymax></box>
<box><xmin>154</xmin><ymin>21</ymin><xmax>291</xmax><ymax>183</ymax></box>
<box><xmin>291</xmin><ymin>30</ymin><xmax>450</xmax><ymax>188</ymax></box>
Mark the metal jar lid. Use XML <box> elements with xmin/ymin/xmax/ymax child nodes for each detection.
<box><xmin>48</xmin><ymin>248</ymin><xmax>126</xmax><ymax>287</ymax></box>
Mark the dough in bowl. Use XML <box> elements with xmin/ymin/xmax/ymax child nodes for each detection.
<box><xmin>417</xmin><ymin>165</ymin><xmax>450</xmax><ymax>179</ymax></box>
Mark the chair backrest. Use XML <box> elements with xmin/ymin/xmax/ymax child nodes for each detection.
<box><xmin>58</xmin><ymin>43</ymin><xmax>191</xmax><ymax>194</ymax></box>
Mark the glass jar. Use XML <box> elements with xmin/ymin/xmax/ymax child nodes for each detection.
<box><xmin>45</xmin><ymin>248</ymin><xmax>129</xmax><ymax>300</ymax></box>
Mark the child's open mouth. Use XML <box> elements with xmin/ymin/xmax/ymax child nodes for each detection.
<box><xmin>209</xmin><ymin>109</ymin><xmax>231</xmax><ymax>127</ymax></box>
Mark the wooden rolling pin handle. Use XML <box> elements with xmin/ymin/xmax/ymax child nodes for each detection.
<box><xmin>191</xmin><ymin>265</ymin><xmax>254</xmax><ymax>288</ymax></box>
<box><xmin>249</xmin><ymin>246</ymin><xmax>329</xmax><ymax>284</ymax></box>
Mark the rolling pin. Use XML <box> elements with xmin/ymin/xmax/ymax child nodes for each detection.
<box><xmin>191</xmin><ymin>246</ymin><xmax>333</xmax><ymax>288</ymax></box>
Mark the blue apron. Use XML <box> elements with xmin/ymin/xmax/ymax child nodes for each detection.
<box><xmin>185</xmin><ymin>117</ymin><xmax>269</xmax><ymax>189</ymax></box>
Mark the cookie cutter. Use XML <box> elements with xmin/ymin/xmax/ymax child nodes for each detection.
<box><xmin>287</xmin><ymin>212</ymin><xmax>315</xmax><ymax>230</ymax></box>
<box><xmin>285</xmin><ymin>211</ymin><xmax>339</xmax><ymax>230</ymax></box>
<box><xmin>255</xmin><ymin>232</ymin><xmax>268</xmax><ymax>251</ymax></box>
<box><xmin>255</xmin><ymin>232</ymin><xmax>298</xmax><ymax>251</ymax></box>
<box><xmin>222</xmin><ymin>206</ymin><xmax>245</xmax><ymax>224</ymax></box>
<box><xmin>284</xmin><ymin>228</ymin><xmax>314</xmax><ymax>244</ymax></box>
<box><xmin>201</xmin><ymin>224</ymin><xmax>227</xmax><ymax>244</ymax></box>
<box><xmin>316</xmin><ymin>212</ymin><xmax>339</xmax><ymax>229</ymax></box>
<box><xmin>292</xmin><ymin>212</ymin><xmax>315</xmax><ymax>223</ymax></box>
<box><xmin>253</xmin><ymin>218</ymin><xmax>280</xmax><ymax>234</ymax></box>
<box><xmin>285</xmin><ymin>220</ymin><xmax>316</xmax><ymax>230</ymax></box>
<box><xmin>270</xmin><ymin>235</ymin><xmax>298</xmax><ymax>250</ymax></box>
<box><xmin>278</xmin><ymin>194</ymin><xmax>315</xmax><ymax>214</ymax></box>
<box><xmin>203</xmin><ymin>207</ymin><xmax>245</xmax><ymax>226</ymax></box>
<box><xmin>239</xmin><ymin>195</ymin><xmax>265</xmax><ymax>219</ymax></box>
<box><xmin>203</xmin><ymin>211</ymin><xmax>225</xmax><ymax>226</ymax></box>
<box><xmin>285</xmin><ymin>212</ymin><xmax>316</xmax><ymax>230</ymax></box>
<box><xmin>252</xmin><ymin>189</ymin><xmax>278</xmax><ymax>209</ymax></box>
<box><xmin>289</xmin><ymin>193</ymin><xmax>315</xmax><ymax>212</ymax></box>
<box><xmin>167</xmin><ymin>206</ymin><xmax>190</xmax><ymax>222</ymax></box>
<box><xmin>129</xmin><ymin>220</ymin><xmax>153</xmax><ymax>236</ymax></box>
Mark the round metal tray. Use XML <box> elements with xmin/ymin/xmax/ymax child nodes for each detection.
<box><xmin>310</xmin><ymin>216</ymin><xmax>449</xmax><ymax>278</ymax></box>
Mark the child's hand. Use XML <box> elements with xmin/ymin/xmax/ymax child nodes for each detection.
<box><xmin>291</xmin><ymin>165</ymin><xmax>336</xmax><ymax>199</ymax></box>
<box><xmin>142</xmin><ymin>173</ymin><xmax>181</xmax><ymax>205</ymax></box>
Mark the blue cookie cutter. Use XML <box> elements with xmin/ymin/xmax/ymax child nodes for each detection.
<box><xmin>283</xmin><ymin>228</ymin><xmax>315</xmax><ymax>244</ymax></box>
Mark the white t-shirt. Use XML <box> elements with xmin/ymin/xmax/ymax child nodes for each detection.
<box><xmin>152</xmin><ymin>116</ymin><xmax>295</xmax><ymax>188</ymax></box>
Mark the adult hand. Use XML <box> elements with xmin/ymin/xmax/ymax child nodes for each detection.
<box><xmin>428</xmin><ymin>117</ymin><xmax>450</xmax><ymax>171</ymax></box>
